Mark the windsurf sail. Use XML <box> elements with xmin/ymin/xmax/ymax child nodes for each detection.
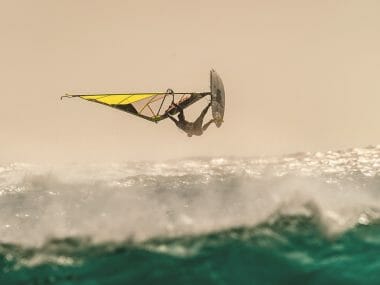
<box><xmin>61</xmin><ymin>91</ymin><xmax>210</xmax><ymax>122</ymax></box>
<box><xmin>61</xmin><ymin>70</ymin><xmax>225</xmax><ymax>124</ymax></box>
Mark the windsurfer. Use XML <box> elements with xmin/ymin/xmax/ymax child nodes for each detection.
<box><xmin>166</xmin><ymin>102</ymin><xmax>214</xmax><ymax>137</ymax></box>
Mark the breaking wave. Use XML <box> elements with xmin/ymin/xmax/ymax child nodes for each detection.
<box><xmin>1</xmin><ymin>146</ymin><xmax>380</xmax><ymax>284</ymax></box>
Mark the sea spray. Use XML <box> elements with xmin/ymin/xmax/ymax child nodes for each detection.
<box><xmin>1</xmin><ymin>146</ymin><xmax>380</xmax><ymax>284</ymax></box>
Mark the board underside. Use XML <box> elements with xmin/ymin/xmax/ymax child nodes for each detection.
<box><xmin>210</xmin><ymin>70</ymin><xmax>225</xmax><ymax>128</ymax></box>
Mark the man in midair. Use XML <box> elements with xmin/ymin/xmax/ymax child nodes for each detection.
<box><xmin>166</xmin><ymin>102</ymin><xmax>214</xmax><ymax>137</ymax></box>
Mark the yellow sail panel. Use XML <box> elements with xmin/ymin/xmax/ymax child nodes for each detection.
<box><xmin>80</xmin><ymin>94</ymin><xmax>156</xmax><ymax>105</ymax></box>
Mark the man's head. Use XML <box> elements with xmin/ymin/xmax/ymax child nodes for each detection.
<box><xmin>187</xmin><ymin>133</ymin><xmax>192</xmax><ymax>138</ymax></box>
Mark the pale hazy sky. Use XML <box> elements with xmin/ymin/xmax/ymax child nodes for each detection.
<box><xmin>1</xmin><ymin>0</ymin><xmax>380</xmax><ymax>162</ymax></box>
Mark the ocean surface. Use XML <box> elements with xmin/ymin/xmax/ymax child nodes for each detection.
<box><xmin>1</xmin><ymin>146</ymin><xmax>380</xmax><ymax>284</ymax></box>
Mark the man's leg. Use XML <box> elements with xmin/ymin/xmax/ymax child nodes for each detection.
<box><xmin>194</xmin><ymin>103</ymin><xmax>211</xmax><ymax>128</ymax></box>
<box><xmin>201</xmin><ymin>102</ymin><xmax>211</xmax><ymax>116</ymax></box>
<box><xmin>202</xmin><ymin>119</ymin><xmax>215</xmax><ymax>131</ymax></box>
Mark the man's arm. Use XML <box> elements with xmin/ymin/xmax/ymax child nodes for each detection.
<box><xmin>171</xmin><ymin>103</ymin><xmax>186</xmax><ymax>122</ymax></box>
<box><xmin>167</xmin><ymin>114</ymin><xmax>178</xmax><ymax>124</ymax></box>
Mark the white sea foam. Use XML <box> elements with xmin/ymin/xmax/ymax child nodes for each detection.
<box><xmin>1</xmin><ymin>146</ymin><xmax>380</xmax><ymax>245</ymax></box>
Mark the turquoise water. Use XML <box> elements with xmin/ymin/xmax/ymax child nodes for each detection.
<box><xmin>1</xmin><ymin>147</ymin><xmax>380</xmax><ymax>284</ymax></box>
<box><xmin>1</xmin><ymin>216</ymin><xmax>380</xmax><ymax>284</ymax></box>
